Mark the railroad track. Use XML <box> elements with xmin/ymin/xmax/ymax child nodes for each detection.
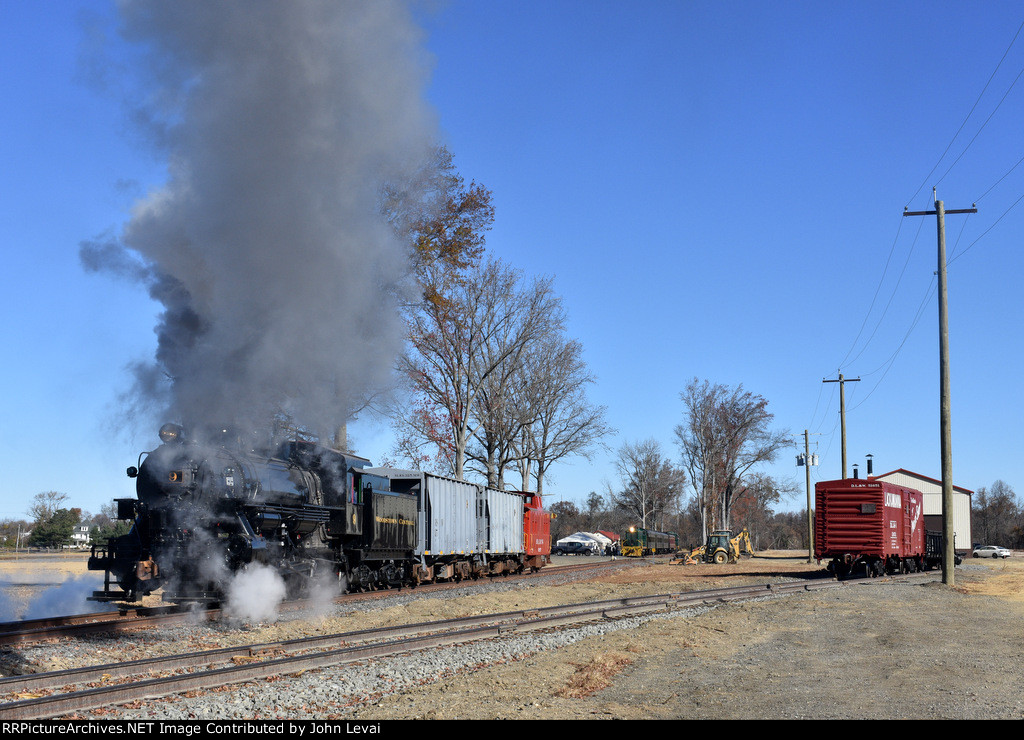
<box><xmin>0</xmin><ymin>573</ymin><xmax>937</xmax><ymax>720</ymax></box>
<box><xmin>0</xmin><ymin>558</ymin><xmax>623</xmax><ymax>647</ymax></box>
<box><xmin>0</xmin><ymin>606</ymin><xmax>217</xmax><ymax>647</ymax></box>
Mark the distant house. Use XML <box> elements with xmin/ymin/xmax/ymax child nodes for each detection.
<box><xmin>872</xmin><ymin>469</ymin><xmax>973</xmax><ymax>552</ymax></box>
<box><xmin>71</xmin><ymin>524</ymin><xmax>91</xmax><ymax>549</ymax></box>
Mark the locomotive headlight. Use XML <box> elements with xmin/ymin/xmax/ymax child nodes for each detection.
<box><xmin>159</xmin><ymin>423</ymin><xmax>184</xmax><ymax>443</ymax></box>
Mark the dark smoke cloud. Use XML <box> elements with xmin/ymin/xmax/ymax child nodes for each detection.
<box><xmin>83</xmin><ymin>0</ymin><xmax>437</xmax><ymax>440</ymax></box>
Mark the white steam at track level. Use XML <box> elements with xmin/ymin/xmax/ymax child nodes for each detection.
<box><xmin>80</xmin><ymin>0</ymin><xmax>437</xmax><ymax>438</ymax></box>
<box><xmin>0</xmin><ymin>575</ymin><xmax>118</xmax><ymax>621</ymax></box>
<box><xmin>224</xmin><ymin>564</ymin><xmax>288</xmax><ymax>623</ymax></box>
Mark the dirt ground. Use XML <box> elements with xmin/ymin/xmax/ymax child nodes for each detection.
<box><xmin>346</xmin><ymin>552</ymin><xmax>1024</xmax><ymax>720</ymax></box>
<box><xmin>4</xmin><ymin>551</ymin><xmax>1023</xmax><ymax>719</ymax></box>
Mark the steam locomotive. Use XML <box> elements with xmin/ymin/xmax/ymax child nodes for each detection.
<box><xmin>89</xmin><ymin>423</ymin><xmax>550</xmax><ymax>603</ymax></box>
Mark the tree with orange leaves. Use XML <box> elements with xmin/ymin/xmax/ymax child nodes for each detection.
<box><xmin>380</xmin><ymin>144</ymin><xmax>495</xmax><ymax>307</ymax></box>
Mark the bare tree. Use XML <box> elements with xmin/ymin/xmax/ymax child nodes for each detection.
<box><xmin>466</xmin><ymin>351</ymin><xmax>526</xmax><ymax>488</ymax></box>
<box><xmin>611</xmin><ymin>439</ymin><xmax>686</xmax><ymax>528</ymax></box>
<box><xmin>383</xmin><ymin>150</ymin><xmax>608</xmax><ymax>489</ymax></box>
<box><xmin>386</xmin><ymin>394</ymin><xmax>457</xmax><ymax>474</ymax></box>
<box><xmin>509</xmin><ymin>335</ymin><xmax>613</xmax><ymax>494</ymax></box>
<box><xmin>28</xmin><ymin>491</ymin><xmax>70</xmax><ymax>525</ymax></box>
<box><xmin>729</xmin><ymin>472</ymin><xmax>799</xmax><ymax>548</ymax></box>
<box><xmin>675</xmin><ymin>378</ymin><xmax>792</xmax><ymax>538</ymax></box>
<box><xmin>398</xmin><ymin>258</ymin><xmax>563</xmax><ymax>480</ymax></box>
<box><xmin>972</xmin><ymin>480</ymin><xmax>1021</xmax><ymax>547</ymax></box>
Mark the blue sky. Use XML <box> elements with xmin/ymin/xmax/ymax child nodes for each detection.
<box><xmin>2</xmin><ymin>0</ymin><xmax>1023</xmax><ymax>521</ymax></box>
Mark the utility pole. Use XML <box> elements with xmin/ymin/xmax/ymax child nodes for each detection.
<box><xmin>822</xmin><ymin>373</ymin><xmax>859</xmax><ymax>478</ymax></box>
<box><xmin>904</xmin><ymin>189</ymin><xmax>976</xmax><ymax>586</ymax></box>
<box><xmin>798</xmin><ymin>430</ymin><xmax>820</xmax><ymax>563</ymax></box>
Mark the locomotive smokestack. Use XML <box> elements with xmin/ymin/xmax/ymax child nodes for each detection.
<box><xmin>333</xmin><ymin>423</ymin><xmax>348</xmax><ymax>453</ymax></box>
<box><xmin>866</xmin><ymin>454</ymin><xmax>874</xmax><ymax>477</ymax></box>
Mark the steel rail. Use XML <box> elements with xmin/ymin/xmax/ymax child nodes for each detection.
<box><xmin>0</xmin><ymin>610</ymin><xmax>127</xmax><ymax>634</ymax></box>
<box><xmin>0</xmin><ymin>609</ymin><xmax>220</xmax><ymax>647</ymax></box>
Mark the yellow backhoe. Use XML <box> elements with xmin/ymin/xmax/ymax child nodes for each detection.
<box><xmin>680</xmin><ymin>528</ymin><xmax>754</xmax><ymax>564</ymax></box>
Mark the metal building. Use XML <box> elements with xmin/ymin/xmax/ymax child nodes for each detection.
<box><xmin>871</xmin><ymin>468</ymin><xmax>973</xmax><ymax>553</ymax></box>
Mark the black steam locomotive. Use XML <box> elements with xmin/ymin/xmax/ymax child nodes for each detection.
<box><xmin>90</xmin><ymin>423</ymin><xmax>550</xmax><ymax>605</ymax></box>
<box><xmin>89</xmin><ymin>423</ymin><xmax>418</xmax><ymax>602</ymax></box>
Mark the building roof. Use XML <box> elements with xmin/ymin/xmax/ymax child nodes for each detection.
<box><xmin>873</xmin><ymin>468</ymin><xmax>973</xmax><ymax>496</ymax></box>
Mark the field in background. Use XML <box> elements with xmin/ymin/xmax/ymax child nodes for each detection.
<box><xmin>0</xmin><ymin>551</ymin><xmax>102</xmax><ymax>621</ymax></box>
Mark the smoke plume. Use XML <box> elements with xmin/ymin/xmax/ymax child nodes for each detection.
<box><xmin>83</xmin><ymin>1</ymin><xmax>437</xmax><ymax>439</ymax></box>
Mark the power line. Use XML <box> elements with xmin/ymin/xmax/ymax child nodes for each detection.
<box><xmin>818</xmin><ymin>19</ymin><xmax>1024</xmax><ymax>464</ymax></box>
<box><xmin>934</xmin><ymin>64</ymin><xmax>1024</xmax><ymax>189</ymax></box>
<box><xmin>974</xmin><ymin>151</ymin><xmax>1024</xmax><ymax>203</ymax></box>
<box><xmin>906</xmin><ymin>18</ymin><xmax>1024</xmax><ymax>206</ymax></box>
<box><xmin>841</xmin><ymin>215</ymin><xmax>927</xmax><ymax>370</ymax></box>
<box><xmin>834</xmin><ymin>216</ymin><xmax>907</xmax><ymax>370</ymax></box>
<box><xmin>947</xmin><ymin>190</ymin><xmax>1024</xmax><ymax>267</ymax></box>
<box><xmin>831</xmin><ymin>21</ymin><xmax>1023</xmax><ymax>411</ymax></box>
<box><xmin>848</xmin><ymin>276</ymin><xmax>937</xmax><ymax>413</ymax></box>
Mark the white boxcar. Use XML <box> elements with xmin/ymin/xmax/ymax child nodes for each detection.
<box><xmin>479</xmin><ymin>487</ymin><xmax>524</xmax><ymax>555</ymax></box>
<box><xmin>422</xmin><ymin>473</ymin><xmax>478</xmax><ymax>556</ymax></box>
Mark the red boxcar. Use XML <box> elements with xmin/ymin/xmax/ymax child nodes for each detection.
<box><xmin>815</xmin><ymin>478</ymin><xmax>926</xmax><ymax>579</ymax></box>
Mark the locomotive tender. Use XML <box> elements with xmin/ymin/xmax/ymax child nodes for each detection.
<box><xmin>89</xmin><ymin>423</ymin><xmax>550</xmax><ymax>603</ymax></box>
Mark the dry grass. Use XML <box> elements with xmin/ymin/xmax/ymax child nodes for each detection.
<box><xmin>0</xmin><ymin>552</ymin><xmax>91</xmax><ymax>578</ymax></box>
<box><xmin>959</xmin><ymin>556</ymin><xmax>1024</xmax><ymax>602</ymax></box>
<box><xmin>555</xmin><ymin>651</ymin><xmax>635</xmax><ymax>698</ymax></box>
<box><xmin>594</xmin><ymin>552</ymin><xmax>819</xmax><ymax>585</ymax></box>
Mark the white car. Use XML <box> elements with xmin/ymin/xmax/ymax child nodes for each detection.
<box><xmin>972</xmin><ymin>545</ymin><xmax>1012</xmax><ymax>559</ymax></box>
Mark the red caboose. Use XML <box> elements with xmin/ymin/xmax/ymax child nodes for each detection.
<box><xmin>521</xmin><ymin>491</ymin><xmax>551</xmax><ymax>570</ymax></box>
<box><xmin>815</xmin><ymin>478</ymin><xmax>925</xmax><ymax>579</ymax></box>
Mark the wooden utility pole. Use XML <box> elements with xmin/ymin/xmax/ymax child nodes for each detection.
<box><xmin>904</xmin><ymin>189</ymin><xmax>976</xmax><ymax>586</ymax></box>
<box><xmin>823</xmin><ymin>373</ymin><xmax>859</xmax><ymax>478</ymax></box>
<box><xmin>801</xmin><ymin>430</ymin><xmax>820</xmax><ymax>564</ymax></box>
